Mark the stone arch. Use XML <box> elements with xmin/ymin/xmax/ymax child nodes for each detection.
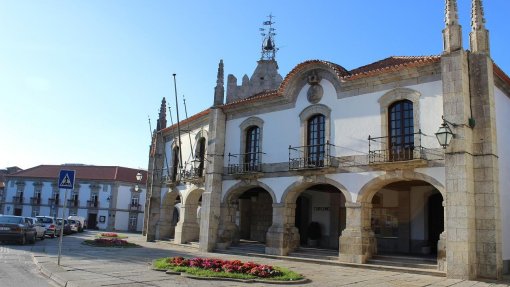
<box><xmin>278</xmin><ymin>61</ymin><xmax>349</xmax><ymax>104</ymax></box>
<box><xmin>183</xmin><ymin>188</ymin><xmax>204</xmax><ymax>206</ymax></box>
<box><xmin>222</xmin><ymin>180</ymin><xmax>277</xmax><ymax>204</ymax></box>
<box><xmin>174</xmin><ymin>188</ymin><xmax>204</xmax><ymax>244</ymax></box>
<box><xmin>356</xmin><ymin>170</ymin><xmax>445</xmax><ymax>204</ymax></box>
<box><xmin>281</xmin><ymin>176</ymin><xmax>353</xmax><ymax>204</ymax></box>
<box><xmin>159</xmin><ymin>189</ymin><xmax>181</xmax><ymax>239</ymax></box>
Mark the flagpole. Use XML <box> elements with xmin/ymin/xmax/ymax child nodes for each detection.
<box><xmin>172</xmin><ymin>74</ymin><xmax>183</xmax><ymax>171</ymax></box>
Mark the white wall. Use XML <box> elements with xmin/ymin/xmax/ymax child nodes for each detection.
<box><xmin>495</xmin><ymin>87</ymin><xmax>510</xmax><ymax>261</ymax></box>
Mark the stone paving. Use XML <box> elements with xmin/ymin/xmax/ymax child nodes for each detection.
<box><xmin>29</xmin><ymin>231</ymin><xmax>510</xmax><ymax>287</ymax></box>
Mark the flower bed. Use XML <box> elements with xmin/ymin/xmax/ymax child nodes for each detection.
<box><xmin>96</xmin><ymin>232</ymin><xmax>128</xmax><ymax>239</ymax></box>
<box><xmin>153</xmin><ymin>256</ymin><xmax>303</xmax><ymax>281</ymax></box>
<box><xmin>83</xmin><ymin>237</ymin><xmax>140</xmax><ymax>248</ymax></box>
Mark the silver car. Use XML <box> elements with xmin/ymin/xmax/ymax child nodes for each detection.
<box><xmin>27</xmin><ymin>217</ymin><xmax>46</xmax><ymax>240</ymax></box>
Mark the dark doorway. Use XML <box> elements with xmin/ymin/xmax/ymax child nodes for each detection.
<box><xmin>14</xmin><ymin>208</ymin><xmax>22</xmax><ymax>216</ymax></box>
<box><xmin>88</xmin><ymin>213</ymin><xmax>98</xmax><ymax>229</ymax></box>
<box><xmin>428</xmin><ymin>193</ymin><xmax>444</xmax><ymax>254</ymax></box>
<box><xmin>295</xmin><ymin>196</ymin><xmax>311</xmax><ymax>245</ymax></box>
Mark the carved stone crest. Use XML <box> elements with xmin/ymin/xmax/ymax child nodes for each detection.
<box><xmin>306</xmin><ymin>71</ymin><xmax>323</xmax><ymax>104</ymax></box>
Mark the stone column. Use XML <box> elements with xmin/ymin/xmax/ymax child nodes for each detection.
<box><xmin>442</xmin><ymin>50</ymin><xmax>477</xmax><ymax>279</ymax></box>
<box><xmin>266</xmin><ymin>203</ymin><xmax>300</xmax><ymax>255</ymax></box>
<box><xmin>174</xmin><ymin>203</ymin><xmax>200</xmax><ymax>244</ymax></box>
<box><xmin>339</xmin><ymin>202</ymin><xmax>376</xmax><ymax>264</ymax></box>
<box><xmin>145</xmin><ymin>132</ymin><xmax>165</xmax><ymax>242</ymax></box>
<box><xmin>199</xmin><ymin>107</ymin><xmax>226</xmax><ymax>251</ymax></box>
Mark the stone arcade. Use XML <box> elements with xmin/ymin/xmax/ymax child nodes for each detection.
<box><xmin>144</xmin><ymin>0</ymin><xmax>509</xmax><ymax>279</ymax></box>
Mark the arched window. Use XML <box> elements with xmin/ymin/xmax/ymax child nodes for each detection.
<box><xmin>196</xmin><ymin>137</ymin><xmax>206</xmax><ymax>177</ymax></box>
<box><xmin>388</xmin><ymin>100</ymin><xmax>414</xmax><ymax>161</ymax></box>
<box><xmin>171</xmin><ymin>146</ymin><xmax>180</xmax><ymax>181</ymax></box>
<box><xmin>244</xmin><ymin>126</ymin><xmax>260</xmax><ymax>171</ymax></box>
<box><xmin>307</xmin><ymin>114</ymin><xmax>326</xmax><ymax>167</ymax></box>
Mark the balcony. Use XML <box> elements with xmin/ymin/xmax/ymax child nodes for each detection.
<box><xmin>30</xmin><ymin>197</ymin><xmax>42</xmax><ymax>205</ymax></box>
<box><xmin>129</xmin><ymin>203</ymin><xmax>141</xmax><ymax>211</ymax></box>
<box><xmin>67</xmin><ymin>199</ymin><xmax>79</xmax><ymax>207</ymax></box>
<box><xmin>288</xmin><ymin>142</ymin><xmax>333</xmax><ymax>170</ymax></box>
<box><xmin>87</xmin><ymin>200</ymin><xmax>99</xmax><ymax>208</ymax></box>
<box><xmin>48</xmin><ymin>198</ymin><xmax>60</xmax><ymax>206</ymax></box>
<box><xmin>12</xmin><ymin>196</ymin><xmax>24</xmax><ymax>204</ymax></box>
<box><xmin>181</xmin><ymin>166</ymin><xmax>205</xmax><ymax>184</ymax></box>
<box><xmin>368</xmin><ymin>131</ymin><xmax>443</xmax><ymax>170</ymax></box>
<box><xmin>227</xmin><ymin>152</ymin><xmax>263</xmax><ymax>175</ymax></box>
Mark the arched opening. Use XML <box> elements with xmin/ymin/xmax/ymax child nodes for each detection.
<box><xmin>171</xmin><ymin>147</ymin><xmax>180</xmax><ymax>181</ymax></box>
<box><xmin>370</xmin><ymin>180</ymin><xmax>444</xmax><ymax>257</ymax></box>
<box><xmin>195</xmin><ymin>138</ymin><xmax>206</xmax><ymax>177</ymax></box>
<box><xmin>174</xmin><ymin>189</ymin><xmax>203</xmax><ymax>244</ymax></box>
<box><xmin>236</xmin><ymin>188</ymin><xmax>273</xmax><ymax>243</ymax></box>
<box><xmin>158</xmin><ymin>191</ymin><xmax>180</xmax><ymax>240</ymax></box>
<box><xmin>294</xmin><ymin>184</ymin><xmax>346</xmax><ymax>250</ymax></box>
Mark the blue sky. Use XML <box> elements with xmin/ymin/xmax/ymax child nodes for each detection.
<box><xmin>1</xmin><ymin>1</ymin><xmax>509</xmax><ymax>170</ymax></box>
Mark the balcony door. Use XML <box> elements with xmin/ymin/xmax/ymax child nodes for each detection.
<box><xmin>244</xmin><ymin>126</ymin><xmax>260</xmax><ymax>171</ymax></box>
<box><xmin>388</xmin><ymin>100</ymin><xmax>414</xmax><ymax>161</ymax></box>
<box><xmin>307</xmin><ymin>114</ymin><xmax>325</xmax><ymax>167</ymax></box>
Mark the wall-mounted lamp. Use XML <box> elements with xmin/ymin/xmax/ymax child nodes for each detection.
<box><xmin>135</xmin><ymin>171</ymin><xmax>142</xmax><ymax>192</ymax></box>
<box><xmin>435</xmin><ymin>116</ymin><xmax>475</xmax><ymax>148</ymax></box>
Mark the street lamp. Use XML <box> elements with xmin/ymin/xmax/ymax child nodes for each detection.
<box><xmin>435</xmin><ymin>120</ymin><xmax>454</xmax><ymax>149</ymax></box>
<box><xmin>135</xmin><ymin>171</ymin><xmax>142</xmax><ymax>192</ymax></box>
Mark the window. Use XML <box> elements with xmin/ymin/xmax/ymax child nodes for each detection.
<box><xmin>90</xmin><ymin>193</ymin><xmax>98</xmax><ymax>207</ymax></box>
<box><xmin>171</xmin><ymin>146</ymin><xmax>180</xmax><ymax>181</ymax></box>
<box><xmin>244</xmin><ymin>126</ymin><xmax>260</xmax><ymax>171</ymax></box>
<box><xmin>388</xmin><ymin>100</ymin><xmax>414</xmax><ymax>161</ymax></box>
<box><xmin>131</xmin><ymin>195</ymin><xmax>139</xmax><ymax>206</ymax></box>
<box><xmin>129</xmin><ymin>214</ymin><xmax>137</xmax><ymax>231</ymax></box>
<box><xmin>307</xmin><ymin>114</ymin><xmax>326</xmax><ymax>166</ymax></box>
<box><xmin>196</xmin><ymin>137</ymin><xmax>206</xmax><ymax>177</ymax></box>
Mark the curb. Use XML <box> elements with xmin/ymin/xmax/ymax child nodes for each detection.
<box><xmin>32</xmin><ymin>255</ymin><xmax>69</xmax><ymax>287</ymax></box>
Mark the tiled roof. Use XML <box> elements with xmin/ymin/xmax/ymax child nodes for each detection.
<box><xmin>161</xmin><ymin>108</ymin><xmax>210</xmax><ymax>134</ymax></box>
<box><xmin>6</xmin><ymin>165</ymin><xmax>147</xmax><ymax>185</ymax></box>
<box><xmin>347</xmin><ymin>56</ymin><xmax>441</xmax><ymax>80</ymax></box>
<box><xmin>221</xmin><ymin>90</ymin><xmax>280</xmax><ymax>109</ymax></box>
<box><xmin>493</xmin><ymin>62</ymin><xmax>510</xmax><ymax>87</ymax></box>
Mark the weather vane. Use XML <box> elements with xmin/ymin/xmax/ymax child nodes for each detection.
<box><xmin>259</xmin><ymin>14</ymin><xmax>278</xmax><ymax>60</ymax></box>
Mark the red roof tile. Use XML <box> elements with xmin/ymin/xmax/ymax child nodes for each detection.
<box><xmin>347</xmin><ymin>56</ymin><xmax>441</xmax><ymax>80</ymax></box>
<box><xmin>161</xmin><ymin>109</ymin><xmax>210</xmax><ymax>134</ymax></box>
<box><xmin>7</xmin><ymin>165</ymin><xmax>147</xmax><ymax>185</ymax></box>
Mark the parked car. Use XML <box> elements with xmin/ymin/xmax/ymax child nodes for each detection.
<box><xmin>68</xmin><ymin>219</ymin><xmax>80</xmax><ymax>233</ymax></box>
<box><xmin>68</xmin><ymin>216</ymin><xmax>86</xmax><ymax>232</ymax></box>
<box><xmin>36</xmin><ymin>216</ymin><xmax>61</xmax><ymax>238</ymax></box>
<box><xmin>57</xmin><ymin>218</ymin><xmax>72</xmax><ymax>235</ymax></box>
<box><xmin>26</xmin><ymin>217</ymin><xmax>46</xmax><ymax>240</ymax></box>
<box><xmin>0</xmin><ymin>215</ymin><xmax>36</xmax><ymax>244</ymax></box>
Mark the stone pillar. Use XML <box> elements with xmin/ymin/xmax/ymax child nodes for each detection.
<box><xmin>442</xmin><ymin>50</ymin><xmax>477</xmax><ymax>279</ymax></box>
<box><xmin>397</xmin><ymin>190</ymin><xmax>410</xmax><ymax>253</ymax></box>
<box><xmin>145</xmin><ymin>132</ymin><xmax>165</xmax><ymax>242</ymax></box>
<box><xmin>266</xmin><ymin>203</ymin><xmax>300</xmax><ymax>255</ymax></box>
<box><xmin>199</xmin><ymin>108</ymin><xmax>226</xmax><ymax>251</ymax></box>
<box><xmin>469</xmin><ymin>52</ymin><xmax>502</xmax><ymax>279</ymax></box>
<box><xmin>438</xmin><ymin>231</ymin><xmax>447</xmax><ymax>271</ymax></box>
<box><xmin>174</xmin><ymin>203</ymin><xmax>200</xmax><ymax>244</ymax></box>
<box><xmin>339</xmin><ymin>202</ymin><xmax>376</xmax><ymax>264</ymax></box>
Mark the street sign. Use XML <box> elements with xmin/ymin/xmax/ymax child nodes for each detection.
<box><xmin>58</xmin><ymin>170</ymin><xmax>75</xmax><ymax>190</ymax></box>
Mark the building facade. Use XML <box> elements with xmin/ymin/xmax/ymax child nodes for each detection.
<box><xmin>3</xmin><ymin>165</ymin><xmax>147</xmax><ymax>232</ymax></box>
<box><xmin>144</xmin><ymin>0</ymin><xmax>509</xmax><ymax>279</ymax></box>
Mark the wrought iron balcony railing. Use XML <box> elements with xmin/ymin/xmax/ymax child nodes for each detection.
<box><xmin>68</xmin><ymin>199</ymin><xmax>79</xmax><ymax>207</ymax></box>
<box><xmin>48</xmin><ymin>198</ymin><xmax>60</xmax><ymax>206</ymax></box>
<box><xmin>181</xmin><ymin>166</ymin><xmax>205</xmax><ymax>182</ymax></box>
<box><xmin>12</xmin><ymin>196</ymin><xmax>24</xmax><ymax>204</ymax></box>
<box><xmin>129</xmin><ymin>203</ymin><xmax>141</xmax><ymax>211</ymax></box>
<box><xmin>30</xmin><ymin>197</ymin><xmax>42</xmax><ymax>205</ymax></box>
<box><xmin>289</xmin><ymin>142</ymin><xmax>333</xmax><ymax>170</ymax></box>
<box><xmin>368</xmin><ymin>130</ymin><xmax>443</xmax><ymax>164</ymax></box>
<box><xmin>87</xmin><ymin>200</ymin><xmax>99</xmax><ymax>208</ymax></box>
<box><xmin>227</xmin><ymin>152</ymin><xmax>263</xmax><ymax>174</ymax></box>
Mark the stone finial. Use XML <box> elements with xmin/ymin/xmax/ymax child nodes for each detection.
<box><xmin>471</xmin><ymin>0</ymin><xmax>486</xmax><ymax>30</ymax></box>
<box><xmin>443</xmin><ymin>0</ymin><xmax>463</xmax><ymax>53</ymax></box>
<box><xmin>445</xmin><ymin>0</ymin><xmax>459</xmax><ymax>26</ymax></box>
<box><xmin>157</xmin><ymin>97</ymin><xmax>167</xmax><ymax>130</ymax></box>
<box><xmin>213</xmin><ymin>60</ymin><xmax>225</xmax><ymax>106</ymax></box>
<box><xmin>470</xmin><ymin>0</ymin><xmax>490</xmax><ymax>54</ymax></box>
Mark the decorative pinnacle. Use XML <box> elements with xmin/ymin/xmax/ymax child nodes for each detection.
<box><xmin>445</xmin><ymin>0</ymin><xmax>459</xmax><ymax>26</ymax></box>
<box><xmin>471</xmin><ymin>0</ymin><xmax>486</xmax><ymax>30</ymax></box>
<box><xmin>216</xmin><ymin>59</ymin><xmax>224</xmax><ymax>87</ymax></box>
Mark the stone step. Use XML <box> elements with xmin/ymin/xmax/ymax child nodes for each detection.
<box><xmin>367</xmin><ymin>255</ymin><xmax>438</xmax><ymax>270</ymax></box>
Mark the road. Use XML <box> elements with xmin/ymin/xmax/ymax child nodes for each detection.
<box><xmin>0</xmin><ymin>243</ymin><xmax>57</xmax><ymax>287</ymax></box>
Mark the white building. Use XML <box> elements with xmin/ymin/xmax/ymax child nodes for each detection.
<box><xmin>3</xmin><ymin>165</ymin><xmax>146</xmax><ymax>232</ymax></box>
<box><xmin>145</xmin><ymin>1</ymin><xmax>510</xmax><ymax>279</ymax></box>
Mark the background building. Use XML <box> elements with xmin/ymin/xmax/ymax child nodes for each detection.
<box><xmin>3</xmin><ymin>165</ymin><xmax>147</xmax><ymax>232</ymax></box>
<box><xmin>145</xmin><ymin>0</ymin><xmax>509</xmax><ymax>279</ymax></box>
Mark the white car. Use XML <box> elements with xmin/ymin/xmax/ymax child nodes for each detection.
<box><xmin>27</xmin><ymin>217</ymin><xmax>46</xmax><ymax>240</ymax></box>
